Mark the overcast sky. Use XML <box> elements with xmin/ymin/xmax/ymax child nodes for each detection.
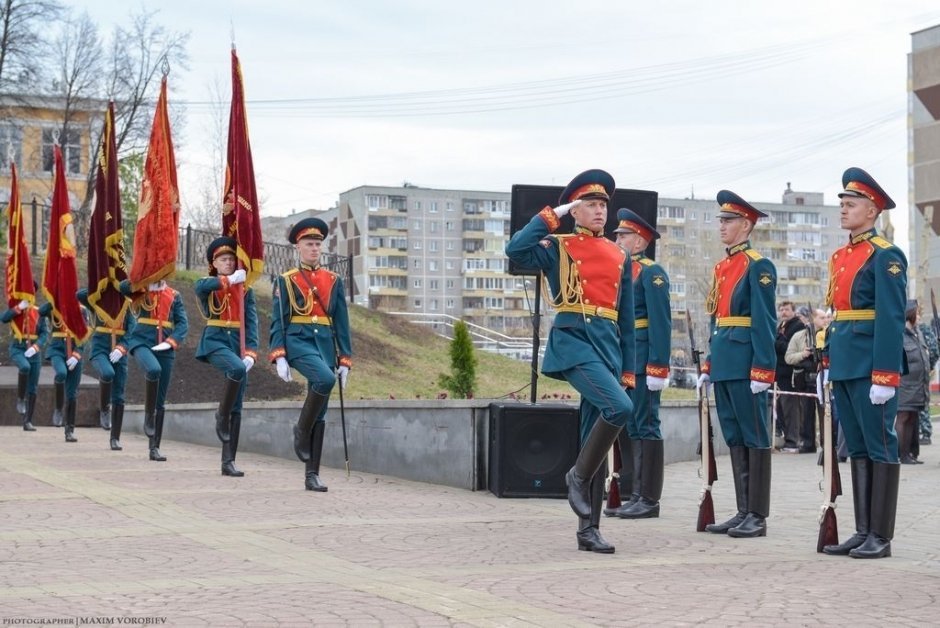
<box><xmin>79</xmin><ymin>1</ymin><xmax>940</xmax><ymax>250</ymax></box>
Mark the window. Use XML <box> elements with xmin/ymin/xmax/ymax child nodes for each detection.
<box><xmin>446</xmin><ymin>240</ymin><xmax>454</xmax><ymax>251</ymax></box>
<box><xmin>429</xmin><ymin>240</ymin><xmax>438</xmax><ymax>252</ymax></box>
<box><xmin>366</xmin><ymin>194</ymin><xmax>385</xmax><ymax>209</ymax></box>
<box><xmin>42</xmin><ymin>128</ymin><xmax>82</xmax><ymax>174</ymax></box>
<box><xmin>446</xmin><ymin>279</ymin><xmax>455</xmax><ymax>289</ymax></box>
<box><xmin>446</xmin><ymin>298</ymin><xmax>455</xmax><ymax>308</ymax></box>
<box><xmin>412</xmin><ymin>219</ymin><xmax>422</xmax><ymax>230</ymax></box>
<box><xmin>430</xmin><ymin>299</ymin><xmax>439</xmax><ymax>311</ymax></box>
<box><xmin>414</xmin><ymin>299</ymin><xmax>422</xmax><ymax>308</ymax></box>
<box><xmin>413</xmin><ymin>279</ymin><xmax>422</xmax><ymax>288</ymax></box>
<box><xmin>0</xmin><ymin>124</ymin><xmax>23</xmax><ymax>170</ymax></box>
<box><xmin>445</xmin><ymin>221</ymin><xmax>455</xmax><ymax>231</ymax></box>
<box><xmin>484</xmin><ymin>297</ymin><xmax>504</xmax><ymax>309</ymax></box>
<box><xmin>415</xmin><ymin>201</ymin><xmax>422</xmax><ymax>210</ymax></box>
<box><xmin>413</xmin><ymin>241</ymin><xmax>422</xmax><ymax>250</ymax></box>
<box><xmin>413</xmin><ymin>259</ymin><xmax>422</xmax><ymax>269</ymax></box>
<box><xmin>429</xmin><ymin>221</ymin><xmax>439</xmax><ymax>233</ymax></box>
<box><xmin>446</xmin><ymin>201</ymin><xmax>454</xmax><ymax>211</ymax></box>
<box><xmin>429</xmin><ymin>280</ymin><xmax>439</xmax><ymax>290</ymax></box>
<box><xmin>446</xmin><ymin>260</ymin><xmax>455</xmax><ymax>270</ymax></box>
<box><xmin>430</xmin><ymin>201</ymin><xmax>438</xmax><ymax>213</ymax></box>
<box><xmin>429</xmin><ymin>261</ymin><xmax>438</xmax><ymax>271</ymax></box>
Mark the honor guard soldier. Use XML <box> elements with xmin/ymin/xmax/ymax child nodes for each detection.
<box><xmin>195</xmin><ymin>237</ymin><xmax>259</xmax><ymax>477</ymax></box>
<box><xmin>607</xmin><ymin>208</ymin><xmax>671</xmax><ymax>519</ymax></box>
<box><xmin>821</xmin><ymin>167</ymin><xmax>907</xmax><ymax>559</ymax></box>
<box><xmin>1</xmin><ymin>295</ymin><xmax>49</xmax><ymax>430</ymax></box>
<box><xmin>78</xmin><ymin>289</ymin><xmax>135</xmax><ymax>450</ymax></box>
<box><xmin>506</xmin><ymin>169</ymin><xmax>635</xmax><ymax>554</ymax></box>
<box><xmin>39</xmin><ymin>301</ymin><xmax>90</xmax><ymax>442</ymax></box>
<box><xmin>270</xmin><ymin>217</ymin><xmax>352</xmax><ymax>492</ymax></box>
<box><xmin>697</xmin><ymin>190</ymin><xmax>777</xmax><ymax>538</ymax></box>
<box><xmin>121</xmin><ymin>279</ymin><xmax>189</xmax><ymax>461</ymax></box>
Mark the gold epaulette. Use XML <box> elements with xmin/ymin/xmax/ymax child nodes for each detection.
<box><xmin>745</xmin><ymin>249</ymin><xmax>764</xmax><ymax>261</ymax></box>
<box><xmin>871</xmin><ymin>236</ymin><xmax>893</xmax><ymax>249</ymax></box>
<box><xmin>639</xmin><ymin>258</ymin><xmax>654</xmax><ymax>267</ymax></box>
<box><xmin>281</xmin><ymin>268</ymin><xmax>299</xmax><ymax>279</ymax></box>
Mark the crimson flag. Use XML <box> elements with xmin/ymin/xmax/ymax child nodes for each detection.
<box><xmin>221</xmin><ymin>47</ymin><xmax>264</xmax><ymax>287</ymax></box>
<box><xmin>5</xmin><ymin>162</ymin><xmax>35</xmax><ymax>307</ymax></box>
<box><xmin>42</xmin><ymin>145</ymin><xmax>89</xmax><ymax>341</ymax></box>
<box><xmin>129</xmin><ymin>76</ymin><xmax>179</xmax><ymax>291</ymax></box>
<box><xmin>87</xmin><ymin>101</ymin><xmax>129</xmax><ymax>327</ymax></box>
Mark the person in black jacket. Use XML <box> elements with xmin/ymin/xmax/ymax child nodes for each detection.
<box><xmin>775</xmin><ymin>301</ymin><xmax>805</xmax><ymax>452</ymax></box>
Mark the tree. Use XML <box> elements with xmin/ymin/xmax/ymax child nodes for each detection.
<box><xmin>118</xmin><ymin>151</ymin><xmax>144</xmax><ymax>245</ymax></box>
<box><xmin>0</xmin><ymin>0</ymin><xmax>63</xmax><ymax>90</ymax></box>
<box><xmin>438</xmin><ymin>320</ymin><xmax>477</xmax><ymax>399</ymax></box>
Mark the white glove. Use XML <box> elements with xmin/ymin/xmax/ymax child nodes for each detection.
<box><xmin>24</xmin><ymin>346</ymin><xmax>38</xmax><ymax>358</ymax></box>
<box><xmin>109</xmin><ymin>348</ymin><xmax>124</xmax><ymax>364</ymax></box>
<box><xmin>552</xmin><ymin>200</ymin><xmax>581</xmax><ymax>218</ymax></box>
<box><xmin>229</xmin><ymin>269</ymin><xmax>247</xmax><ymax>285</ymax></box>
<box><xmin>148</xmin><ymin>281</ymin><xmax>164</xmax><ymax>291</ymax></box>
<box><xmin>242</xmin><ymin>355</ymin><xmax>255</xmax><ymax>372</ymax></box>
<box><xmin>646</xmin><ymin>375</ymin><xmax>668</xmax><ymax>391</ymax></box>
<box><xmin>151</xmin><ymin>341</ymin><xmax>172</xmax><ymax>352</ymax></box>
<box><xmin>337</xmin><ymin>365</ymin><xmax>349</xmax><ymax>390</ymax></box>
<box><xmin>696</xmin><ymin>373</ymin><xmax>710</xmax><ymax>393</ymax></box>
<box><xmin>16</xmin><ymin>299</ymin><xmax>29</xmax><ymax>312</ymax></box>
<box><xmin>276</xmin><ymin>357</ymin><xmax>292</xmax><ymax>382</ymax></box>
<box><xmin>869</xmin><ymin>384</ymin><xmax>895</xmax><ymax>405</ymax></box>
<box><xmin>66</xmin><ymin>356</ymin><xmax>79</xmax><ymax>371</ymax></box>
<box><xmin>750</xmin><ymin>380</ymin><xmax>771</xmax><ymax>395</ymax></box>
<box><xmin>816</xmin><ymin>369</ymin><xmax>829</xmax><ymax>404</ymax></box>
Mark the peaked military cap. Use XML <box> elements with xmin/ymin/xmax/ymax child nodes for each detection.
<box><xmin>838</xmin><ymin>167</ymin><xmax>895</xmax><ymax>210</ymax></box>
<box><xmin>206</xmin><ymin>236</ymin><xmax>237</xmax><ymax>263</ymax></box>
<box><xmin>289</xmin><ymin>217</ymin><xmax>329</xmax><ymax>244</ymax></box>
<box><xmin>716</xmin><ymin>190</ymin><xmax>767</xmax><ymax>223</ymax></box>
<box><xmin>613</xmin><ymin>207</ymin><xmax>660</xmax><ymax>240</ymax></box>
<box><xmin>558</xmin><ymin>169</ymin><xmax>615</xmax><ymax>205</ymax></box>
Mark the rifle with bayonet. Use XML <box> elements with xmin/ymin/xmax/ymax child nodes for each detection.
<box><xmin>930</xmin><ymin>289</ymin><xmax>940</xmax><ymax>348</ymax></box>
<box><xmin>806</xmin><ymin>303</ymin><xmax>841</xmax><ymax>551</ymax></box>
<box><xmin>688</xmin><ymin>310</ymin><xmax>717</xmax><ymax>531</ymax></box>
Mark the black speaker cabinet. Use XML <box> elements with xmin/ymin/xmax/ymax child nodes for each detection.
<box><xmin>488</xmin><ymin>402</ymin><xmax>580</xmax><ymax>498</ymax></box>
<box><xmin>508</xmin><ymin>184</ymin><xmax>659</xmax><ymax>276</ymax></box>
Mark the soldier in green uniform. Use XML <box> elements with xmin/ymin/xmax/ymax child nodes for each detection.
<box><xmin>121</xmin><ymin>280</ymin><xmax>189</xmax><ymax>461</ymax></box>
<box><xmin>506</xmin><ymin>169</ymin><xmax>635</xmax><ymax>553</ymax></box>
<box><xmin>195</xmin><ymin>236</ymin><xmax>259</xmax><ymax>477</ymax></box>
<box><xmin>697</xmin><ymin>190</ymin><xmax>777</xmax><ymax>539</ymax></box>
<box><xmin>1</xmin><ymin>295</ymin><xmax>49</xmax><ymax>431</ymax></box>
<box><xmin>608</xmin><ymin>208</ymin><xmax>671</xmax><ymax>519</ymax></box>
<box><xmin>822</xmin><ymin>167</ymin><xmax>907</xmax><ymax>559</ymax></box>
<box><xmin>40</xmin><ymin>302</ymin><xmax>90</xmax><ymax>442</ymax></box>
<box><xmin>270</xmin><ymin>218</ymin><xmax>352</xmax><ymax>492</ymax></box>
<box><xmin>77</xmin><ymin>289</ymin><xmax>135</xmax><ymax>450</ymax></box>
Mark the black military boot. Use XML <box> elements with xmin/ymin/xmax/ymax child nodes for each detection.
<box><xmin>849</xmin><ymin>462</ymin><xmax>899</xmax><ymax>559</ymax></box>
<box><xmin>294</xmin><ymin>389</ymin><xmax>328</xmax><ymax>462</ymax></box>
<box><xmin>149</xmin><ymin>408</ymin><xmax>167</xmax><ymax>461</ymax></box>
<box><xmin>823</xmin><ymin>457</ymin><xmax>871</xmax><ymax>555</ymax></box>
<box><xmin>110</xmin><ymin>403</ymin><xmax>124</xmax><ymax>451</ymax></box>
<box><xmin>222</xmin><ymin>411</ymin><xmax>245</xmax><ymax>477</ymax></box>
<box><xmin>304</xmin><ymin>421</ymin><xmax>328</xmax><ymax>491</ymax></box>
<box><xmin>605</xmin><ymin>434</ymin><xmax>639</xmax><ymax>516</ymax></box>
<box><xmin>577</xmin><ymin>467</ymin><xmax>615</xmax><ymax>553</ymax></box>
<box><xmin>142</xmin><ymin>378</ymin><xmax>159</xmax><ymax>437</ymax></box>
<box><xmin>16</xmin><ymin>371</ymin><xmax>28</xmax><ymax>416</ymax></box>
<box><xmin>64</xmin><ymin>399</ymin><xmax>78</xmax><ymax>442</ymax></box>
<box><xmin>99</xmin><ymin>380</ymin><xmax>112</xmax><ymax>430</ymax></box>
<box><xmin>728</xmin><ymin>448</ymin><xmax>771</xmax><ymax>538</ymax></box>
<box><xmin>617</xmin><ymin>439</ymin><xmax>664</xmax><ymax>519</ymax></box>
<box><xmin>215</xmin><ymin>376</ymin><xmax>241</xmax><ymax>443</ymax></box>
<box><xmin>707</xmin><ymin>446</ymin><xmax>749</xmax><ymax>533</ymax></box>
<box><xmin>52</xmin><ymin>381</ymin><xmax>65</xmax><ymax>427</ymax></box>
<box><xmin>566</xmin><ymin>419</ymin><xmax>622</xmax><ymax>518</ymax></box>
<box><xmin>24</xmin><ymin>393</ymin><xmax>38</xmax><ymax>432</ymax></box>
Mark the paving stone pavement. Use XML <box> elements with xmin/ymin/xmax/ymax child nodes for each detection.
<box><xmin>1</xmin><ymin>425</ymin><xmax>938</xmax><ymax>627</ymax></box>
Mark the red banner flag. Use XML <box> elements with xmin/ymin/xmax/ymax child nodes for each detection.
<box><xmin>42</xmin><ymin>145</ymin><xmax>89</xmax><ymax>341</ymax></box>
<box><xmin>87</xmin><ymin>101</ymin><xmax>129</xmax><ymax>327</ymax></box>
<box><xmin>222</xmin><ymin>47</ymin><xmax>264</xmax><ymax>287</ymax></box>
<box><xmin>5</xmin><ymin>162</ymin><xmax>35</xmax><ymax>308</ymax></box>
<box><xmin>129</xmin><ymin>76</ymin><xmax>179</xmax><ymax>291</ymax></box>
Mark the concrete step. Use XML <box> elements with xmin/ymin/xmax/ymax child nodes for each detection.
<box><xmin>0</xmin><ymin>365</ymin><xmax>104</xmax><ymax>428</ymax></box>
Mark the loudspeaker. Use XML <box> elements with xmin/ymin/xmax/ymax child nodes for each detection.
<box><xmin>508</xmin><ymin>184</ymin><xmax>659</xmax><ymax>276</ymax></box>
<box><xmin>488</xmin><ymin>402</ymin><xmax>579</xmax><ymax>498</ymax></box>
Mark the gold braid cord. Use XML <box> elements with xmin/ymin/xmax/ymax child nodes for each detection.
<box><xmin>824</xmin><ymin>256</ymin><xmax>835</xmax><ymax>308</ymax></box>
<box><xmin>544</xmin><ymin>241</ymin><xmax>584</xmax><ymax>311</ymax></box>
<box><xmin>207</xmin><ymin>292</ymin><xmax>229</xmax><ymax>317</ymax></box>
<box><xmin>704</xmin><ymin>273</ymin><xmax>718</xmax><ymax>316</ymax></box>
<box><xmin>285</xmin><ymin>278</ymin><xmax>315</xmax><ymax>316</ymax></box>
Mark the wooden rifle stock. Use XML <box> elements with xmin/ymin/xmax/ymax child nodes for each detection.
<box><xmin>688</xmin><ymin>310</ymin><xmax>717</xmax><ymax>531</ymax></box>
<box><xmin>816</xmin><ymin>380</ymin><xmax>841</xmax><ymax>552</ymax></box>
<box><xmin>606</xmin><ymin>438</ymin><xmax>623</xmax><ymax>510</ymax></box>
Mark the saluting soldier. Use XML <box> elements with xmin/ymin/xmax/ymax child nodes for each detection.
<box><xmin>270</xmin><ymin>217</ymin><xmax>352</xmax><ymax>492</ymax></box>
<box><xmin>78</xmin><ymin>289</ymin><xmax>135</xmax><ymax>450</ymax></box>
<box><xmin>821</xmin><ymin>167</ymin><xmax>907</xmax><ymax>559</ymax></box>
<box><xmin>506</xmin><ymin>169</ymin><xmax>635</xmax><ymax>554</ymax></box>
<box><xmin>608</xmin><ymin>208</ymin><xmax>671</xmax><ymax>519</ymax></box>
<box><xmin>121</xmin><ymin>279</ymin><xmax>189</xmax><ymax>461</ymax></box>
<box><xmin>40</xmin><ymin>302</ymin><xmax>90</xmax><ymax>442</ymax></box>
<box><xmin>697</xmin><ymin>190</ymin><xmax>777</xmax><ymax>538</ymax></box>
<box><xmin>1</xmin><ymin>294</ymin><xmax>50</xmax><ymax>431</ymax></box>
<box><xmin>195</xmin><ymin>236</ymin><xmax>259</xmax><ymax>477</ymax></box>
